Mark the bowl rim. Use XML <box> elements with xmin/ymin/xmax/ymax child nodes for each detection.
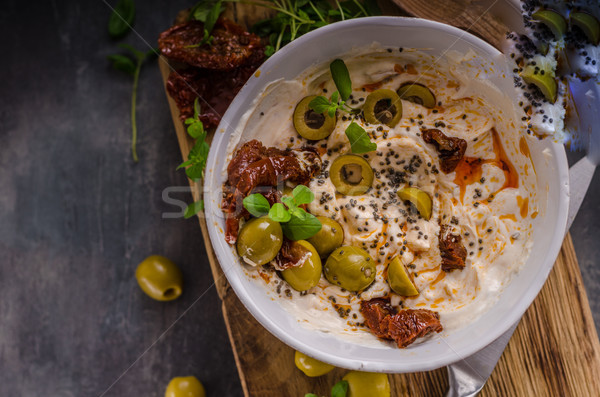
<box><xmin>204</xmin><ymin>16</ymin><xmax>570</xmax><ymax>372</ymax></box>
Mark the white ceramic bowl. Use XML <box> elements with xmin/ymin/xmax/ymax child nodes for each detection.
<box><xmin>204</xmin><ymin>17</ymin><xmax>569</xmax><ymax>372</ymax></box>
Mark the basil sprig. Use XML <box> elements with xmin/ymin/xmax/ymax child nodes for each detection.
<box><xmin>188</xmin><ymin>0</ymin><xmax>225</xmax><ymax>47</ymax></box>
<box><xmin>305</xmin><ymin>380</ymin><xmax>349</xmax><ymax>397</ymax></box>
<box><xmin>108</xmin><ymin>0</ymin><xmax>135</xmax><ymax>39</ymax></box>
<box><xmin>243</xmin><ymin>185</ymin><xmax>322</xmax><ymax>240</ymax></box>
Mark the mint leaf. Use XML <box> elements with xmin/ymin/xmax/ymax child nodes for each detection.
<box><xmin>309</xmin><ymin>96</ymin><xmax>332</xmax><ymax>114</ymax></box>
<box><xmin>243</xmin><ymin>194</ymin><xmax>271</xmax><ymax>217</ymax></box>
<box><xmin>292</xmin><ymin>185</ymin><xmax>314</xmax><ymax>205</ymax></box>
<box><xmin>108</xmin><ymin>0</ymin><xmax>135</xmax><ymax>39</ymax></box>
<box><xmin>269</xmin><ymin>203</ymin><xmax>291</xmax><ymax>222</ymax></box>
<box><xmin>281</xmin><ymin>212</ymin><xmax>322</xmax><ymax>240</ymax></box>
<box><xmin>184</xmin><ymin>200</ymin><xmax>204</xmax><ymax>219</ymax></box>
<box><xmin>345</xmin><ymin>122</ymin><xmax>377</xmax><ymax>154</ymax></box>
<box><xmin>331</xmin><ymin>380</ymin><xmax>349</xmax><ymax>397</ymax></box>
<box><xmin>330</xmin><ymin>59</ymin><xmax>352</xmax><ymax>102</ymax></box>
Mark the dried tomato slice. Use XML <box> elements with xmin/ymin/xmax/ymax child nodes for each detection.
<box><xmin>439</xmin><ymin>225</ymin><xmax>467</xmax><ymax>271</ymax></box>
<box><xmin>422</xmin><ymin>128</ymin><xmax>467</xmax><ymax>173</ymax></box>
<box><xmin>165</xmin><ymin>49</ymin><xmax>263</xmax><ymax>128</ymax></box>
<box><xmin>159</xmin><ymin>18</ymin><xmax>263</xmax><ymax>70</ymax></box>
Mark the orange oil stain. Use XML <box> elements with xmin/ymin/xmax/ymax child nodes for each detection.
<box><xmin>517</xmin><ymin>196</ymin><xmax>529</xmax><ymax>218</ymax></box>
<box><xmin>254</xmin><ymin>70</ymin><xmax>261</xmax><ymax>78</ymax></box>
<box><xmin>405</xmin><ymin>64</ymin><xmax>418</xmax><ymax>74</ymax></box>
<box><xmin>394</xmin><ymin>64</ymin><xmax>404</xmax><ymax>74</ymax></box>
<box><xmin>531</xmin><ymin>211</ymin><xmax>538</xmax><ymax>219</ymax></box>
<box><xmin>453</xmin><ymin>128</ymin><xmax>519</xmax><ymax>203</ymax></box>
<box><xmin>500</xmin><ymin>214</ymin><xmax>517</xmax><ymax>222</ymax></box>
<box><xmin>430</xmin><ymin>271</ymin><xmax>446</xmax><ymax>286</ymax></box>
<box><xmin>258</xmin><ymin>271</ymin><xmax>270</xmax><ymax>283</ymax></box>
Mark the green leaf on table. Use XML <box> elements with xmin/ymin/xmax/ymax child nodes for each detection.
<box><xmin>345</xmin><ymin>122</ymin><xmax>377</xmax><ymax>154</ymax></box>
<box><xmin>281</xmin><ymin>211</ymin><xmax>322</xmax><ymax>240</ymax></box>
<box><xmin>107</xmin><ymin>54</ymin><xmax>136</xmax><ymax>75</ymax></box>
<box><xmin>292</xmin><ymin>185</ymin><xmax>314</xmax><ymax>205</ymax></box>
<box><xmin>184</xmin><ymin>200</ymin><xmax>204</xmax><ymax>219</ymax></box>
<box><xmin>243</xmin><ymin>194</ymin><xmax>271</xmax><ymax>217</ymax></box>
<box><xmin>184</xmin><ymin>140</ymin><xmax>209</xmax><ymax>180</ymax></box>
<box><xmin>108</xmin><ymin>0</ymin><xmax>135</xmax><ymax>39</ymax></box>
<box><xmin>330</xmin><ymin>59</ymin><xmax>352</xmax><ymax>101</ymax></box>
<box><xmin>331</xmin><ymin>380</ymin><xmax>349</xmax><ymax>397</ymax></box>
<box><xmin>269</xmin><ymin>203</ymin><xmax>291</xmax><ymax>222</ymax></box>
<box><xmin>185</xmin><ymin>98</ymin><xmax>206</xmax><ymax>139</ymax></box>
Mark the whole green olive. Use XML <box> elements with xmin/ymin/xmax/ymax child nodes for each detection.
<box><xmin>165</xmin><ymin>376</ymin><xmax>206</xmax><ymax>397</ymax></box>
<box><xmin>282</xmin><ymin>240</ymin><xmax>322</xmax><ymax>291</ymax></box>
<box><xmin>342</xmin><ymin>371</ymin><xmax>390</xmax><ymax>397</ymax></box>
<box><xmin>237</xmin><ymin>216</ymin><xmax>283</xmax><ymax>266</ymax></box>
<box><xmin>307</xmin><ymin>217</ymin><xmax>344</xmax><ymax>257</ymax></box>
<box><xmin>135</xmin><ymin>255</ymin><xmax>183</xmax><ymax>301</ymax></box>
<box><xmin>294</xmin><ymin>350</ymin><xmax>335</xmax><ymax>377</ymax></box>
<box><xmin>363</xmin><ymin>89</ymin><xmax>402</xmax><ymax>127</ymax></box>
<box><xmin>329</xmin><ymin>154</ymin><xmax>374</xmax><ymax>196</ymax></box>
<box><xmin>293</xmin><ymin>95</ymin><xmax>337</xmax><ymax>140</ymax></box>
<box><xmin>324</xmin><ymin>246</ymin><xmax>375</xmax><ymax>292</ymax></box>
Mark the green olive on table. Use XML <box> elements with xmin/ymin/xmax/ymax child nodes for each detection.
<box><xmin>165</xmin><ymin>376</ymin><xmax>206</xmax><ymax>397</ymax></box>
<box><xmin>396</xmin><ymin>82</ymin><xmax>437</xmax><ymax>109</ymax></box>
<box><xmin>293</xmin><ymin>95</ymin><xmax>337</xmax><ymax>140</ymax></box>
<box><xmin>307</xmin><ymin>216</ymin><xmax>344</xmax><ymax>257</ymax></box>
<box><xmin>294</xmin><ymin>350</ymin><xmax>335</xmax><ymax>377</ymax></box>
<box><xmin>329</xmin><ymin>154</ymin><xmax>374</xmax><ymax>196</ymax></box>
<box><xmin>387</xmin><ymin>256</ymin><xmax>419</xmax><ymax>296</ymax></box>
<box><xmin>135</xmin><ymin>255</ymin><xmax>183</xmax><ymax>301</ymax></box>
<box><xmin>342</xmin><ymin>371</ymin><xmax>390</xmax><ymax>397</ymax></box>
<box><xmin>237</xmin><ymin>216</ymin><xmax>283</xmax><ymax>266</ymax></box>
<box><xmin>282</xmin><ymin>240</ymin><xmax>322</xmax><ymax>291</ymax></box>
<box><xmin>363</xmin><ymin>89</ymin><xmax>402</xmax><ymax>127</ymax></box>
<box><xmin>324</xmin><ymin>246</ymin><xmax>375</xmax><ymax>292</ymax></box>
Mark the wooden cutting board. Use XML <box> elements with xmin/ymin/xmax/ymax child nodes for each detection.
<box><xmin>159</xmin><ymin>2</ymin><xmax>600</xmax><ymax>395</ymax></box>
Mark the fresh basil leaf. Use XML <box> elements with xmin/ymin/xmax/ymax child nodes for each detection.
<box><xmin>269</xmin><ymin>203</ymin><xmax>291</xmax><ymax>222</ymax></box>
<box><xmin>331</xmin><ymin>380</ymin><xmax>349</xmax><ymax>397</ymax></box>
<box><xmin>186</xmin><ymin>162</ymin><xmax>204</xmax><ymax>180</ymax></box>
<box><xmin>309</xmin><ymin>96</ymin><xmax>332</xmax><ymax>114</ymax></box>
<box><xmin>176</xmin><ymin>159</ymin><xmax>193</xmax><ymax>169</ymax></box>
<box><xmin>281</xmin><ymin>212</ymin><xmax>322</xmax><ymax>240</ymax></box>
<box><xmin>107</xmin><ymin>54</ymin><xmax>136</xmax><ymax>76</ymax></box>
<box><xmin>243</xmin><ymin>194</ymin><xmax>271</xmax><ymax>217</ymax></box>
<box><xmin>184</xmin><ymin>200</ymin><xmax>204</xmax><ymax>219</ymax></box>
<box><xmin>288</xmin><ymin>206</ymin><xmax>307</xmax><ymax>220</ymax></box>
<box><xmin>205</xmin><ymin>0</ymin><xmax>223</xmax><ymax>35</ymax></box>
<box><xmin>304</xmin><ymin>394</ymin><xmax>319</xmax><ymax>397</ymax></box>
<box><xmin>345</xmin><ymin>122</ymin><xmax>377</xmax><ymax>154</ymax></box>
<box><xmin>330</xmin><ymin>91</ymin><xmax>340</xmax><ymax>104</ymax></box>
<box><xmin>328</xmin><ymin>106</ymin><xmax>337</xmax><ymax>118</ymax></box>
<box><xmin>108</xmin><ymin>0</ymin><xmax>135</xmax><ymax>39</ymax></box>
<box><xmin>118</xmin><ymin>43</ymin><xmax>145</xmax><ymax>60</ymax></box>
<box><xmin>364</xmin><ymin>0</ymin><xmax>382</xmax><ymax>16</ymax></box>
<box><xmin>193</xmin><ymin>97</ymin><xmax>201</xmax><ymax>119</ymax></box>
<box><xmin>292</xmin><ymin>185</ymin><xmax>314</xmax><ymax>205</ymax></box>
<box><xmin>281</xmin><ymin>195</ymin><xmax>296</xmax><ymax>208</ymax></box>
<box><xmin>330</xmin><ymin>59</ymin><xmax>352</xmax><ymax>102</ymax></box>
<box><xmin>187</xmin><ymin>121</ymin><xmax>205</xmax><ymax>139</ymax></box>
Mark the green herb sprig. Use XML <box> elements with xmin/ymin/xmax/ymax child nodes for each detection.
<box><xmin>248</xmin><ymin>0</ymin><xmax>380</xmax><ymax>56</ymax></box>
<box><xmin>108</xmin><ymin>0</ymin><xmax>135</xmax><ymax>39</ymax></box>
<box><xmin>177</xmin><ymin>98</ymin><xmax>210</xmax><ymax>218</ymax></box>
<box><xmin>309</xmin><ymin>59</ymin><xmax>376</xmax><ymax>154</ymax></box>
<box><xmin>305</xmin><ymin>380</ymin><xmax>349</xmax><ymax>397</ymax></box>
<box><xmin>243</xmin><ymin>185</ymin><xmax>322</xmax><ymax>240</ymax></box>
<box><xmin>107</xmin><ymin>43</ymin><xmax>156</xmax><ymax>162</ymax></box>
<box><xmin>188</xmin><ymin>0</ymin><xmax>225</xmax><ymax>47</ymax></box>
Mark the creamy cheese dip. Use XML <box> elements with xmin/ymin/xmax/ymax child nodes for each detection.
<box><xmin>226</xmin><ymin>47</ymin><xmax>538</xmax><ymax>347</ymax></box>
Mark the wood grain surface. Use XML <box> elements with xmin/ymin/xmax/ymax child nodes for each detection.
<box><xmin>159</xmin><ymin>2</ymin><xmax>600</xmax><ymax>395</ymax></box>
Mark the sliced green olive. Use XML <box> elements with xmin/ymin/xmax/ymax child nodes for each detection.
<box><xmin>165</xmin><ymin>376</ymin><xmax>206</xmax><ymax>397</ymax></box>
<box><xmin>570</xmin><ymin>12</ymin><xmax>600</xmax><ymax>45</ymax></box>
<box><xmin>293</xmin><ymin>95</ymin><xmax>337</xmax><ymax>140</ymax></box>
<box><xmin>307</xmin><ymin>216</ymin><xmax>344</xmax><ymax>257</ymax></box>
<box><xmin>281</xmin><ymin>240</ymin><xmax>322</xmax><ymax>291</ymax></box>
<box><xmin>342</xmin><ymin>371</ymin><xmax>391</xmax><ymax>397</ymax></box>
<box><xmin>363</xmin><ymin>89</ymin><xmax>402</xmax><ymax>127</ymax></box>
<box><xmin>396</xmin><ymin>82</ymin><xmax>436</xmax><ymax>109</ymax></box>
<box><xmin>329</xmin><ymin>154</ymin><xmax>374</xmax><ymax>196</ymax></box>
<box><xmin>135</xmin><ymin>255</ymin><xmax>183</xmax><ymax>301</ymax></box>
<box><xmin>294</xmin><ymin>350</ymin><xmax>335</xmax><ymax>377</ymax></box>
<box><xmin>324</xmin><ymin>246</ymin><xmax>375</xmax><ymax>292</ymax></box>
<box><xmin>387</xmin><ymin>257</ymin><xmax>418</xmax><ymax>296</ymax></box>
<box><xmin>532</xmin><ymin>9</ymin><xmax>567</xmax><ymax>40</ymax></box>
<box><xmin>520</xmin><ymin>65</ymin><xmax>558</xmax><ymax>103</ymax></box>
<box><xmin>237</xmin><ymin>216</ymin><xmax>283</xmax><ymax>266</ymax></box>
<box><xmin>397</xmin><ymin>187</ymin><xmax>433</xmax><ymax>220</ymax></box>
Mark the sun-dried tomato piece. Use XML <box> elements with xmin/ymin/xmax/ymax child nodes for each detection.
<box><xmin>272</xmin><ymin>240</ymin><xmax>311</xmax><ymax>271</ymax></box>
<box><xmin>382</xmin><ymin>309</ymin><xmax>443</xmax><ymax>348</ymax></box>
<box><xmin>159</xmin><ymin>18</ymin><xmax>263</xmax><ymax>70</ymax></box>
<box><xmin>360</xmin><ymin>298</ymin><xmax>443</xmax><ymax>347</ymax></box>
<box><xmin>165</xmin><ymin>49</ymin><xmax>264</xmax><ymax>129</ymax></box>
<box><xmin>439</xmin><ymin>225</ymin><xmax>467</xmax><ymax>271</ymax></box>
<box><xmin>222</xmin><ymin>140</ymin><xmax>322</xmax><ymax>243</ymax></box>
<box><xmin>422</xmin><ymin>129</ymin><xmax>467</xmax><ymax>173</ymax></box>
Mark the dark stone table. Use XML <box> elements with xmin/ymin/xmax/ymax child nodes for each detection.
<box><xmin>0</xmin><ymin>1</ymin><xmax>598</xmax><ymax>396</ymax></box>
